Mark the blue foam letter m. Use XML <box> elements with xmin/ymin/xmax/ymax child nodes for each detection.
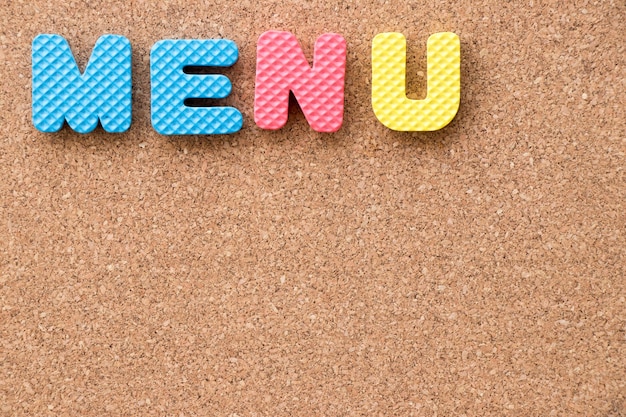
<box><xmin>32</xmin><ymin>34</ymin><xmax>132</xmax><ymax>133</ymax></box>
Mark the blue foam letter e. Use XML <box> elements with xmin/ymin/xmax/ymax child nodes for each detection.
<box><xmin>150</xmin><ymin>39</ymin><xmax>243</xmax><ymax>135</ymax></box>
<box><xmin>32</xmin><ymin>34</ymin><xmax>132</xmax><ymax>133</ymax></box>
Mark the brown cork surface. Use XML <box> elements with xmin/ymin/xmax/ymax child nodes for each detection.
<box><xmin>0</xmin><ymin>0</ymin><xmax>625</xmax><ymax>416</ymax></box>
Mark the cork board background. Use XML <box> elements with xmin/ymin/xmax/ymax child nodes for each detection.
<box><xmin>1</xmin><ymin>0</ymin><xmax>625</xmax><ymax>415</ymax></box>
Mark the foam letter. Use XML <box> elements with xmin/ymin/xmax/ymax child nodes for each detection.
<box><xmin>150</xmin><ymin>39</ymin><xmax>242</xmax><ymax>135</ymax></box>
<box><xmin>254</xmin><ymin>31</ymin><xmax>346</xmax><ymax>132</ymax></box>
<box><xmin>32</xmin><ymin>34</ymin><xmax>132</xmax><ymax>133</ymax></box>
<box><xmin>372</xmin><ymin>32</ymin><xmax>460</xmax><ymax>131</ymax></box>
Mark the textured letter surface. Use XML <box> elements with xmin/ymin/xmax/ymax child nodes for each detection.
<box><xmin>151</xmin><ymin>39</ymin><xmax>242</xmax><ymax>135</ymax></box>
<box><xmin>32</xmin><ymin>34</ymin><xmax>131</xmax><ymax>133</ymax></box>
<box><xmin>255</xmin><ymin>31</ymin><xmax>346</xmax><ymax>132</ymax></box>
<box><xmin>372</xmin><ymin>32</ymin><xmax>460</xmax><ymax>131</ymax></box>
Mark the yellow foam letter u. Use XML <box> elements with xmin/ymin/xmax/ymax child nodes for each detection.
<box><xmin>372</xmin><ymin>32</ymin><xmax>460</xmax><ymax>131</ymax></box>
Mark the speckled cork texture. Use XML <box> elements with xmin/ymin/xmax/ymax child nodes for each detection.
<box><xmin>0</xmin><ymin>1</ymin><xmax>625</xmax><ymax>416</ymax></box>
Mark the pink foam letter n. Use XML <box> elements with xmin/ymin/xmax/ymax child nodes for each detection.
<box><xmin>254</xmin><ymin>31</ymin><xmax>347</xmax><ymax>132</ymax></box>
